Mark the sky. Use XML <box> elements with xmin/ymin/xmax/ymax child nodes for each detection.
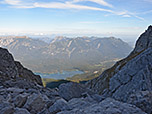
<box><xmin>0</xmin><ymin>0</ymin><xmax>152</xmax><ymax>41</ymax></box>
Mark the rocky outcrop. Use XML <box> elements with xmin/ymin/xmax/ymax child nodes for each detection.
<box><xmin>132</xmin><ymin>25</ymin><xmax>152</xmax><ymax>54</ymax></box>
<box><xmin>87</xmin><ymin>26</ymin><xmax>152</xmax><ymax>113</ymax></box>
<box><xmin>0</xmin><ymin>47</ymin><xmax>42</xmax><ymax>85</ymax></box>
<box><xmin>108</xmin><ymin>48</ymin><xmax>152</xmax><ymax>101</ymax></box>
<box><xmin>58</xmin><ymin>82</ymin><xmax>97</xmax><ymax>101</ymax></box>
<box><xmin>87</xmin><ymin>26</ymin><xmax>152</xmax><ymax>94</ymax></box>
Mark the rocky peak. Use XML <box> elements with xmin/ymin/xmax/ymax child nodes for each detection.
<box><xmin>132</xmin><ymin>25</ymin><xmax>152</xmax><ymax>54</ymax></box>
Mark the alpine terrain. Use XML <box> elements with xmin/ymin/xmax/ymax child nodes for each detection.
<box><xmin>0</xmin><ymin>26</ymin><xmax>151</xmax><ymax>114</ymax></box>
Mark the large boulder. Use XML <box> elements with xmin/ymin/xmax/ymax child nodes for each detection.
<box><xmin>14</xmin><ymin>108</ymin><xmax>30</xmax><ymax>114</ymax></box>
<box><xmin>58</xmin><ymin>82</ymin><xmax>94</xmax><ymax>101</ymax></box>
<box><xmin>23</xmin><ymin>93</ymin><xmax>50</xmax><ymax>114</ymax></box>
<box><xmin>49</xmin><ymin>98</ymin><xmax>69</xmax><ymax>114</ymax></box>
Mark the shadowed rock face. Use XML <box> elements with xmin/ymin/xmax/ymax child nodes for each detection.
<box><xmin>0</xmin><ymin>47</ymin><xmax>42</xmax><ymax>85</ymax></box>
<box><xmin>0</xmin><ymin>48</ymin><xmax>18</xmax><ymax>79</ymax></box>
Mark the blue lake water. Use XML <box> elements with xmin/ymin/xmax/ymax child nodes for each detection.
<box><xmin>35</xmin><ymin>70</ymin><xmax>84</xmax><ymax>79</ymax></box>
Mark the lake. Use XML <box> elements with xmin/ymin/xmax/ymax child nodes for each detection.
<box><xmin>35</xmin><ymin>70</ymin><xmax>84</xmax><ymax>79</ymax></box>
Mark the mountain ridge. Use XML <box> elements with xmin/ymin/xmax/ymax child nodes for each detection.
<box><xmin>0</xmin><ymin>36</ymin><xmax>132</xmax><ymax>74</ymax></box>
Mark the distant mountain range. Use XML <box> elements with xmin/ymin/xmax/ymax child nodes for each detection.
<box><xmin>0</xmin><ymin>36</ymin><xmax>132</xmax><ymax>73</ymax></box>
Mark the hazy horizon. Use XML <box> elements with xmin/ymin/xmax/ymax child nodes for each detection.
<box><xmin>0</xmin><ymin>0</ymin><xmax>152</xmax><ymax>42</ymax></box>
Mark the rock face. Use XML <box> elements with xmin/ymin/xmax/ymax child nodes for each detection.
<box><xmin>0</xmin><ymin>48</ymin><xmax>18</xmax><ymax>79</ymax></box>
<box><xmin>132</xmin><ymin>25</ymin><xmax>152</xmax><ymax>54</ymax></box>
<box><xmin>15</xmin><ymin>61</ymin><xmax>42</xmax><ymax>85</ymax></box>
<box><xmin>87</xmin><ymin>26</ymin><xmax>152</xmax><ymax>113</ymax></box>
<box><xmin>109</xmin><ymin>48</ymin><xmax>152</xmax><ymax>101</ymax></box>
<box><xmin>0</xmin><ymin>47</ymin><xmax>42</xmax><ymax>85</ymax></box>
<box><xmin>128</xmin><ymin>91</ymin><xmax>152</xmax><ymax>114</ymax></box>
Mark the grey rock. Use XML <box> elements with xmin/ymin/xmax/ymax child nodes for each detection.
<box><xmin>0</xmin><ymin>95</ymin><xmax>5</xmax><ymax>102</ymax></box>
<box><xmin>0</xmin><ymin>47</ymin><xmax>42</xmax><ymax>86</ymax></box>
<box><xmin>109</xmin><ymin>48</ymin><xmax>152</xmax><ymax>102</ymax></box>
<box><xmin>67</xmin><ymin>96</ymin><xmax>97</xmax><ymax>110</ymax></box>
<box><xmin>49</xmin><ymin>98</ymin><xmax>69</xmax><ymax>114</ymax></box>
<box><xmin>128</xmin><ymin>91</ymin><xmax>152</xmax><ymax>114</ymax></box>
<box><xmin>23</xmin><ymin>93</ymin><xmax>49</xmax><ymax>114</ymax></box>
<box><xmin>14</xmin><ymin>108</ymin><xmax>30</xmax><ymax>114</ymax></box>
<box><xmin>15</xmin><ymin>61</ymin><xmax>42</xmax><ymax>85</ymax></box>
<box><xmin>58</xmin><ymin>98</ymin><xmax>146</xmax><ymax>114</ymax></box>
<box><xmin>6</xmin><ymin>87</ymin><xmax>24</xmax><ymax>94</ymax></box>
<box><xmin>132</xmin><ymin>25</ymin><xmax>152</xmax><ymax>54</ymax></box>
<box><xmin>59</xmin><ymin>82</ymin><xmax>93</xmax><ymax>101</ymax></box>
<box><xmin>37</xmin><ymin>109</ymin><xmax>50</xmax><ymax>114</ymax></box>
<box><xmin>0</xmin><ymin>48</ymin><xmax>18</xmax><ymax>79</ymax></box>
<box><xmin>13</xmin><ymin>93</ymin><xmax>28</xmax><ymax>108</ymax></box>
<box><xmin>1</xmin><ymin>107</ymin><xmax>14</xmax><ymax>114</ymax></box>
<box><xmin>0</xmin><ymin>101</ymin><xmax>14</xmax><ymax>114</ymax></box>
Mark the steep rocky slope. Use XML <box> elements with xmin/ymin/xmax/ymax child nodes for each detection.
<box><xmin>87</xmin><ymin>26</ymin><xmax>152</xmax><ymax>113</ymax></box>
<box><xmin>0</xmin><ymin>47</ymin><xmax>42</xmax><ymax>85</ymax></box>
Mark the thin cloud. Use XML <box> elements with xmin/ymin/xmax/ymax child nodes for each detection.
<box><xmin>105</xmin><ymin>10</ymin><xmax>145</xmax><ymax>21</ymax></box>
<box><xmin>122</xmin><ymin>15</ymin><xmax>131</xmax><ymax>17</ymax></box>
<box><xmin>33</xmin><ymin>2</ymin><xmax>113</xmax><ymax>12</ymax></box>
<box><xmin>4</xmin><ymin>0</ymin><xmax>21</xmax><ymax>5</ymax></box>
<box><xmin>1</xmin><ymin>0</ymin><xmax>145</xmax><ymax>21</ymax></box>
<box><xmin>68</xmin><ymin>0</ymin><xmax>113</xmax><ymax>8</ymax></box>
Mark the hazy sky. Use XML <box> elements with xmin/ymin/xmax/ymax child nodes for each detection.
<box><xmin>0</xmin><ymin>0</ymin><xmax>152</xmax><ymax>40</ymax></box>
